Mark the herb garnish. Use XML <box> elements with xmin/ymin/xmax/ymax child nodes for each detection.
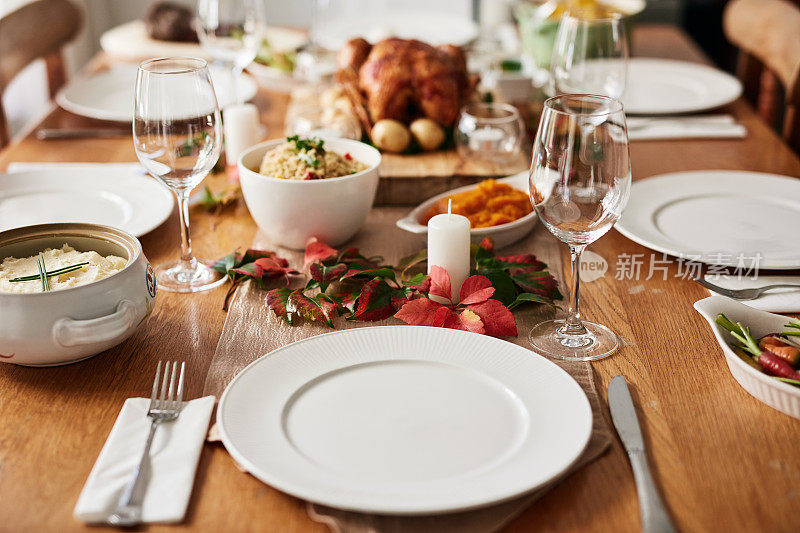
<box><xmin>297</xmin><ymin>151</ymin><xmax>320</xmax><ymax>167</ymax></box>
<box><xmin>287</xmin><ymin>135</ymin><xmax>325</xmax><ymax>153</ymax></box>
<box><xmin>9</xmin><ymin>261</ymin><xmax>89</xmax><ymax>283</ymax></box>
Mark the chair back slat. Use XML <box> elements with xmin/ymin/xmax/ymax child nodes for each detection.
<box><xmin>0</xmin><ymin>0</ymin><xmax>82</xmax><ymax>148</ymax></box>
<box><xmin>724</xmin><ymin>0</ymin><xmax>800</xmax><ymax>153</ymax></box>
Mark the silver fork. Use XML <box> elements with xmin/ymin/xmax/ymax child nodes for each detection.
<box><xmin>695</xmin><ymin>277</ymin><xmax>800</xmax><ymax>300</ymax></box>
<box><xmin>107</xmin><ymin>361</ymin><xmax>185</xmax><ymax>527</ymax></box>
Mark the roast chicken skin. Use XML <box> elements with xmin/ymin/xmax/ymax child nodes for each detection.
<box><xmin>337</xmin><ymin>37</ymin><xmax>473</xmax><ymax>126</ymax></box>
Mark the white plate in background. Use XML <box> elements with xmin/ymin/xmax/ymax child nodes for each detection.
<box><xmin>218</xmin><ymin>326</ymin><xmax>592</xmax><ymax>514</ymax></box>
<box><xmin>616</xmin><ymin>170</ymin><xmax>800</xmax><ymax>269</ymax></box>
<box><xmin>623</xmin><ymin>58</ymin><xmax>742</xmax><ymax>115</ymax></box>
<box><xmin>316</xmin><ymin>12</ymin><xmax>479</xmax><ymax>49</ymax></box>
<box><xmin>0</xmin><ymin>168</ymin><xmax>173</xmax><ymax>237</ymax></box>
<box><xmin>100</xmin><ymin>20</ymin><xmax>307</xmax><ymax>60</ymax></box>
<box><xmin>57</xmin><ymin>64</ymin><xmax>257</xmax><ymax>122</ymax></box>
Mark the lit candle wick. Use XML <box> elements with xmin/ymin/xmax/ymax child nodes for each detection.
<box><xmin>448</xmin><ymin>198</ymin><xmax>453</xmax><ymax>220</ymax></box>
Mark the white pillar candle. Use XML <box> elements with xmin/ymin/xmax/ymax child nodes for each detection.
<box><xmin>427</xmin><ymin>204</ymin><xmax>471</xmax><ymax>304</ymax></box>
<box><xmin>223</xmin><ymin>103</ymin><xmax>261</xmax><ymax>168</ymax></box>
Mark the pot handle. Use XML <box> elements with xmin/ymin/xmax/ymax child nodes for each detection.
<box><xmin>53</xmin><ymin>300</ymin><xmax>138</xmax><ymax>347</ymax></box>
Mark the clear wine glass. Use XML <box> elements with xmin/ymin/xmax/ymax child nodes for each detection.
<box><xmin>196</xmin><ymin>0</ymin><xmax>266</xmax><ymax>104</ymax></box>
<box><xmin>528</xmin><ymin>94</ymin><xmax>631</xmax><ymax>361</ymax></box>
<box><xmin>551</xmin><ymin>13</ymin><xmax>629</xmax><ymax>98</ymax></box>
<box><xmin>134</xmin><ymin>57</ymin><xmax>225</xmax><ymax>293</ymax></box>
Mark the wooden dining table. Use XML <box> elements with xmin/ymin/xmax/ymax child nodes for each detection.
<box><xmin>1</xmin><ymin>23</ymin><xmax>799</xmax><ymax>532</ymax></box>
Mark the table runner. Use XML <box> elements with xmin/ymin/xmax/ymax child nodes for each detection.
<box><xmin>203</xmin><ymin>207</ymin><xmax>612</xmax><ymax>533</ymax></box>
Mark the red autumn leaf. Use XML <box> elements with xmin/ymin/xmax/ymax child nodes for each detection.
<box><xmin>402</xmin><ymin>273</ymin><xmax>431</xmax><ymax>292</ymax></box>
<box><xmin>266</xmin><ymin>288</ymin><xmax>293</xmax><ymax>324</ymax></box>
<box><xmin>304</xmin><ymin>237</ymin><xmax>337</xmax><ymax>267</ymax></box>
<box><xmin>309</xmin><ymin>262</ymin><xmax>347</xmax><ymax>291</ymax></box>
<box><xmin>395</xmin><ymin>297</ymin><xmax>453</xmax><ymax>327</ymax></box>
<box><xmin>237</xmin><ymin>248</ymin><xmax>275</xmax><ymax>264</ymax></box>
<box><xmin>458</xmin><ymin>275</ymin><xmax>494</xmax><ymax>305</ymax></box>
<box><xmin>511</xmin><ymin>271</ymin><xmax>560</xmax><ymax>298</ymax></box>
<box><xmin>467</xmin><ymin>299</ymin><xmax>517</xmax><ymax>337</ymax></box>
<box><xmin>478</xmin><ymin>237</ymin><xmax>494</xmax><ymax>252</ymax></box>
<box><xmin>352</xmin><ymin>278</ymin><xmax>397</xmax><ymax>321</ymax></box>
<box><xmin>288</xmin><ymin>290</ymin><xmax>335</xmax><ymax>327</ymax></box>
<box><xmin>255</xmin><ymin>256</ymin><xmax>298</xmax><ymax>282</ymax></box>
<box><xmin>428</xmin><ymin>265</ymin><xmax>452</xmax><ymax>301</ymax></box>
<box><xmin>496</xmin><ymin>254</ymin><xmax>547</xmax><ymax>273</ymax></box>
<box><xmin>458</xmin><ymin>308</ymin><xmax>485</xmax><ymax>334</ymax></box>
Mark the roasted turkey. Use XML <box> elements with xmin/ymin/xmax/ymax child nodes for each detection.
<box><xmin>336</xmin><ymin>37</ymin><xmax>476</xmax><ymax>129</ymax></box>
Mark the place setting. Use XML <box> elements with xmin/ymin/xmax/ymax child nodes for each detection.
<box><xmin>2</xmin><ymin>0</ymin><xmax>800</xmax><ymax>531</ymax></box>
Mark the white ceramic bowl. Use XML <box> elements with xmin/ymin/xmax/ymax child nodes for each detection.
<box><xmin>395</xmin><ymin>171</ymin><xmax>537</xmax><ymax>249</ymax></box>
<box><xmin>239</xmin><ymin>138</ymin><xmax>381</xmax><ymax>250</ymax></box>
<box><xmin>0</xmin><ymin>223</ymin><xmax>157</xmax><ymax>366</ymax></box>
<box><xmin>694</xmin><ymin>295</ymin><xmax>800</xmax><ymax>419</ymax></box>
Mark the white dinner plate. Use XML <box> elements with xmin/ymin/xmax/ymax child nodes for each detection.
<box><xmin>100</xmin><ymin>20</ymin><xmax>307</xmax><ymax>61</ymax></box>
<box><xmin>623</xmin><ymin>58</ymin><xmax>742</xmax><ymax>115</ymax></box>
<box><xmin>0</xmin><ymin>169</ymin><xmax>173</xmax><ymax>237</ymax></box>
<box><xmin>56</xmin><ymin>64</ymin><xmax>257</xmax><ymax>122</ymax></box>
<box><xmin>616</xmin><ymin>170</ymin><xmax>800</xmax><ymax>269</ymax></box>
<box><xmin>315</xmin><ymin>11</ymin><xmax>479</xmax><ymax>49</ymax></box>
<box><xmin>218</xmin><ymin>326</ymin><xmax>592</xmax><ymax>514</ymax></box>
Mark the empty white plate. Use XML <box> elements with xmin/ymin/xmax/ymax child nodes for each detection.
<box><xmin>616</xmin><ymin>170</ymin><xmax>800</xmax><ymax>269</ymax></box>
<box><xmin>0</xmin><ymin>168</ymin><xmax>173</xmax><ymax>236</ymax></box>
<box><xmin>623</xmin><ymin>58</ymin><xmax>742</xmax><ymax>115</ymax></box>
<box><xmin>315</xmin><ymin>11</ymin><xmax>479</xmax><ymax>49</ymax></box>
<box><xmin>100</xmin><ymin>20</ymin><xmax>307</xmax><ymax>61</ymax></box>
<box><xmin>57</xmin><ymin>64</ymin><xmax>257</xmax><ymax>122</ymax></box>
<box><xmin>218</xmin><ymin>326</ymin><xmax>592</xmax><ymax>514</ymax></box>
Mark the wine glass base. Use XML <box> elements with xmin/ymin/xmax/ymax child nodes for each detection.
<box><xmin>528</xmin><ymin>319</ymin><xmax>619</xmax><ymax>362</ymax></box>
<box><xmin>154</xmin><ymin>260</ymin><xmax>226</xmax><ymax>293</ymax></box>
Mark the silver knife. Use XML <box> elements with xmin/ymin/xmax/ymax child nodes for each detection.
<box><xmin>608</xmin><ymin>376</ymin><xmax>677</xmax><ymax>533</ymax></box>
<box><xmin>35</xmin><ymin>128</ymin><xmax>131</xmax><ymax>140</ymax></box>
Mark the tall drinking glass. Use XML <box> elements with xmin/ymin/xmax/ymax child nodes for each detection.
<box><xmin>551</xmin><ymin>13</ymin><xmax>628</xmax><ymax>98</ymax></box>
<box><xmin>528</xmin><ymin>94</ymin><xmax>631</xmax><ymax>361</ymax></box>
<box><xmin>196</xmin><ymin>0</ymin><xmax>266</xmax><ymax>103</ymax></box>
<box><xmin>134</xmin><ymin>58</ymin><xmax>225</xmax><ymax>293</ymax></box>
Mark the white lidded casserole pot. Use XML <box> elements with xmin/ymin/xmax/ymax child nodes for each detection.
<box><xmin>0</xmin><ymin>223</ymin><xmax>157</xmax><ymax>366</ymax></box>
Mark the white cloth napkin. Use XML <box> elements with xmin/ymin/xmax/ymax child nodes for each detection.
<box><xmin>627</xmin><ymin>114</ymin><xmax>746</xmax><ymax>141</ymax></box>
<box><xmin>703</xmin><ymin>274</ymin><xmax>800</xmax><ymax>312</ymax></box>
<box><xmin>5</xmin><ymin>161</ymin><xmax>143</xmax><ymax>174</ymax></box>
<box><xmin>74</xmin><ymin>396</ymin><xmax>215</xmax><ymax>524</ymax></box>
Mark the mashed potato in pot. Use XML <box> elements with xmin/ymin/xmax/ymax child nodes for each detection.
<box><xmin>259</xmin><ymin>136</ymin><xmax>367</xmax><ymax>180</ymax></box>
<box><xmin>0</xmin><ymin>244</ymin><xmax>127</xmax><ymax>294</ymax></box>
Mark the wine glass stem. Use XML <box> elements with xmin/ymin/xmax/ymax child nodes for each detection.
<box><xmin>562</xmin><ymin>244</ymin><xmax>587</xmax><ymax>336</ymax></box>
<box><xmin>176</xmin><ymin>193</ymin><xmax>196</xmax><ymax>270</ymax></box>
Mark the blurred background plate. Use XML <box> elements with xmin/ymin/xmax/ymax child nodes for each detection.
<box><xmin>623</xmin><ymin>58</ymin><xmax>742</xmax><ymax>114</ymax></box>
<box><xmin>100</xmin><ymin>19</ymin><xmax>307</xmax><ymax>61</ymax></box>
<box><xmin>315</xmin><ymin>11</ymin><xmax>479</xmax><ymax>49</ymax></box>
<box><xmin>56</xmin><ymin>64</ymin><xmax>257</xmax><ymax>122</ymax></box>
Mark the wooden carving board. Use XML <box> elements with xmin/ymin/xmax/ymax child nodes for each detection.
<box><xmin>287</xmin><ymin>86</ymin><xmax>529</xmax><ymax>205</ymax></box>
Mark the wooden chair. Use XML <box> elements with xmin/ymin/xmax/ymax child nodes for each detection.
<box><xmin>0</xmin><ymin>0</ymin><xmax>82</xmax><ymax>148</ymax></box>
<box><xmin>723</xmin><ymin>0</ymin><xmax>800</xmax><ymax>152</ymax></box>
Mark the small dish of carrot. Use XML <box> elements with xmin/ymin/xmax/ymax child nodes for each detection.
<box><xmin>395</xmin><ymin>171</ymin><xmax>538</xmax><ymax>249</ymax></box>
<box><xmin>716</xmin><ymin>314</ymin><xmax>800</xmax><ymax>387</ymax></box>
<box><xmin>422</xmin><ymin>179</ymin><xmax>532</xmax><ymax>228</ymax></box>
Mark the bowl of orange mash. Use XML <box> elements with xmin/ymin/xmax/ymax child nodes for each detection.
<box><xmin>396</xmin><ymin>171</ymin><xmax>538</xmax><ymax>249</ymax></box>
